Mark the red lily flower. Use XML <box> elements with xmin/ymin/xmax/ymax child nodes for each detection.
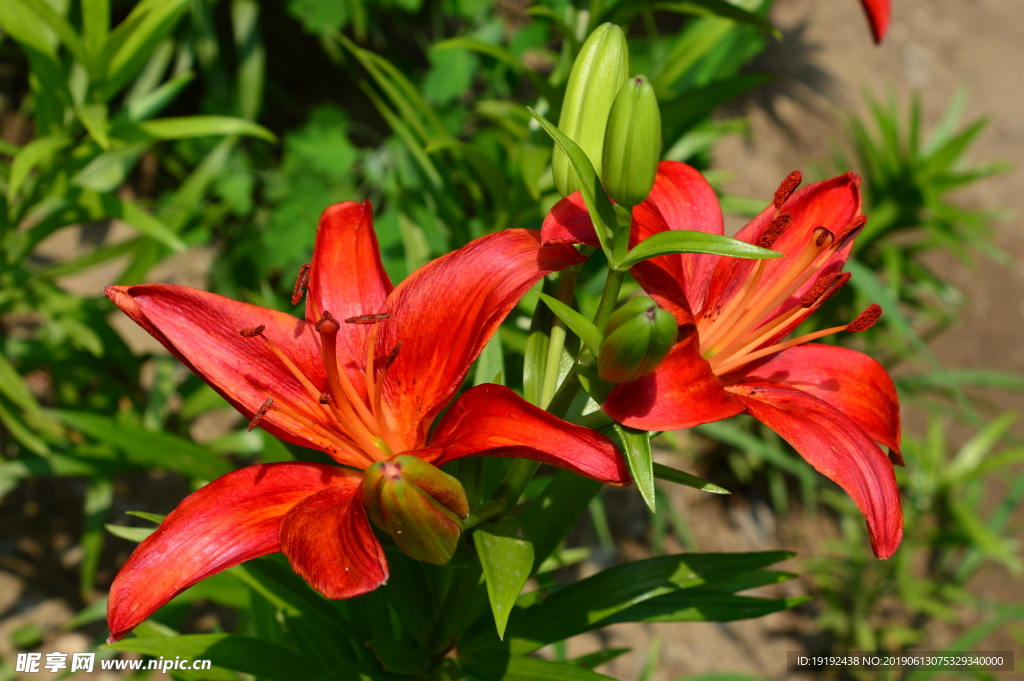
<box><xmin>104</xmin><ymin>202</ymin><xmax>629</xmax><ymax>642</ymax></box>
<box><xmin>542</xmin><ymin>162</ymin><xmax>903</xmax><ymax>559</ymax></box>
<box><xmin>860</xmin><ymin>0</ymin><xmax>891</xmax><ymax>43</ymax></box>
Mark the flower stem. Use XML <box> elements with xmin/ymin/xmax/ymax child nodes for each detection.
<box><xmin>461</xmin><ymin>499</ymin><xmax>508</xmax><ymax>530</ymax></box>
<box><xmin>539</xmin><ymin>264</ymin><xmax>585</xmax><ymax>408</ymax></box>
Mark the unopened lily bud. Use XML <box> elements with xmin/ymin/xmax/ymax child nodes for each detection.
<box><xmin>602</xmin><ymin>75</ymin><xmax>661</xmax><ymax>206</ymax></box>
<box><xmin>552</xmin><ymin>22</ymin><xmax>630</xmax><ymax>197</ymax></box>
<box><xmin>362</xmin><ymin>456</ymin><xmax>469</xmax><ymax>565</ymax></box>
<box><xmin>598</xmin><ymin>297</ymin><xmax>676</xmax><ymax>383</ymax></box>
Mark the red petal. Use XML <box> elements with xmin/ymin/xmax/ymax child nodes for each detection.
<box><xmin>427</xmin><ymin>384</ymin><xmax>630</xmax><ymax>485</ymax></box>
<box><xmin>603</xmin><ymin>330</ymin><xmax>744</xmax><ymax>430</ymax></box>
<box><xmin>107</xmin><ymin>463</ymin><xmax>359</xmax><ymax>642</ymax></box>
<box><xmin>724</xmin><ymin>344</ymin><xmax>902</xmax><ymax>464</ymax></box>
<box><xmin>279</xmin><ymin>482</ymin><xmax>388</xmax><ymax>599</ymax></box>
<box><xmin>105</xmin><ymin>285</ymin><xmax>358</xmax><ymax>465</ymax></box>
<box><xmin>702</xmin><ymin>173</ymin><xmax>862</xmax><ymax>320</ymax></box>
<box><xmin>541</xmin><ymin>192</ymin><xmax>599</xmax><ymax>247</ymax></box>
<box><xmin>729</xmin><ymin>384</ymin><xmax>903</xmax><ymax>558</ymax></box>
<box><xmin>639</xmin><ymin>161</ymin><xmax>725</xmax><ymax>314</ymax></box>
<box><xmin>306</xmin><ymin>202</ymin><xmax>394</xmax><ymax>383</ymax></box>
<box><xmin>376</xmin><ymin>230</ymin><xmax>585</xmax><ymax>451</ymax></box>
<box><xmin>860</xmin><ymin>0</ymin><xmax>890</xmax><ymax>43</ymax></box>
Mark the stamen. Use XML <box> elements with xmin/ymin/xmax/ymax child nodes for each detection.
<box><xmin>248</xmin><ymin>398</ymin><xmax>274</xmax><ymax>431</ymax></box>
<box><xmin>834</xmin><ymin>214</ymin><xmax>867</xmax><ymax>251</ymax></box>
<box><xmin>291</xmin><ymin>264</ymin><xmax>311</xmax><ymax>306</ymax></box>
<box><xmin>385</xmin><ymin>342</ymin><xmax>402</xmax><ymax>369</ymax></box>
<box><xmin>713</xmin><ymin>303</ymin><xmax>882</xmax><ymax>375</ymax></box>
<box><xmin>813</xmin><ymin>226</ymin><xmax>834</xmax><ymax>248</ymax></box>
<box><xmin>316</xmin><ymin>311</ymin><xmax>384</xmax><ymax>450</ymax></box>
<box><xmin>319</xmin><ymin>392</ymin><xmax>331</xmax><ymax>404</ymax></box>
<box><xmin>699</xmin><ymin>260</ymin><xmax>766</xmax><ymax>352</ymax></box>
<box><xmin>814</xmin><ymin>272</ymin><xmax>852</xmax><ymax>308</ymax></box>
<box><xmin>800</xmin><ymin>275</ymin><xmax>834</xmax><ymax>308</ymax></box>
<box><xmin>268</xmin><ymin>401</ymin><xmax>374</xmax><ymax>466</ymax></box>
<box><xmin>757</xmin><ymin>213</ymin><xmax>792</xmax><ymax>249</ymax></box>
<box><xmin>345</xmin><ymin>313</ymin><xmax>390</xmax><ymax>324</ymax></box>
<box><xmin>239</xmin><ymin>325</ymin><xmax>265</xmax><ymax>337</ymax></box>
<box><xmin>372</xmin><ymin>343</ymin><xmax>403</xmax><ymax>447</ymax></box>
<box><xmin>773</xmin><ymin>171</ymin><xmax>802</xmax><ymax>209</ymax></box>
<box><xmin>846</xmin><ymin>304</ymin><xmax>882</xmax><ymax>332</ymax></box>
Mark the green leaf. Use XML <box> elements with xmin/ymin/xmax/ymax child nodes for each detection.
<box><xmin>620</xmin><ymin>231</ymin><xmax>780</xmax><ymax>270</ymax></box>
<box><xmin>518</xmin><ymin>470</ymin><xmax>602</xmax><ymax>573</ymax></box>
<box><xmin>465</xmin><ymin>551</ymin><xmax>795</xmax><ymax>655</ymax></box>
<box><xmin>945</xmin><ymin>411</ymin><xmax>1017</xmax><ymax>482</ymax></box>
<box><xmin>71</xmin><ymin>143</ymin><xmax>149</xmax><ymax>192</ymax></box>
<box><xmin>7</xmin><ymin>134</ymin><xmax>70</xmax><ymax>205</ymax></box>
<box><xmin>536</xmin><ymin>292</ymin><xmax>603</xmax><ymax>357</ymax></box>
<box><xmin>105</xmin><ymin>524</ymin><xmax>154</xmax><ymax>542</ymax></box>
<box><xmin>77</xmin><ymin>103</ymin><xmax>111</xmax><ymax>149</ymax></box>
<box><xmin>105</xmin><ymin>633</ymin><xmax>324</xmax><ymax>681</ymax></box>
<box><xmin>50</xmin><ymin>410</ymin><xmax>231</xmax><ymax>479</ymax></box>
<box><xmin>81</xmin><ymin>478</ymin><xmax>113</xmax><ymax>596</ymax></box>
<box><xmin>461</xmin><ymin>654</ymin><xmax>618</xmax><ymax>681</ymax></box>
<box><xmin>364</xmin><ymin>638</ymin><xmax>427</xmax><ymax>676</ymax></box>
<box><xmin>104</xmin><ymin>0</ymin><xmax>192</xmax><ymax>97</ymax></box>
<box><xmin>81</xmin><ymin>0</ymin><xmax>110</xmax><ymax>59</ymax></box>
<box><xmin>527</xmin><ymin>108</ymin><xmax>619</xmax><ymax>261</ymax></box>
<box><xmin>654</xmin><ymin>1</ymin><xmax>781</xmax><ymax>38</ymax></box>
<box><xmin>653</xmin><ymin>462</ymin><xmax>730</xmax><ymax>494</ymax></box>
<box><xmin>137</xmin><ymin>116</ymin><xmax>276</xmax><ymax>142</ymax></box>
<box><xmin>98</xmin><ymin>193</ymin><xmax>186</xmax><ymax>252</ymax></box>
<box><xmin>567</xmin><ymin>648</ymin><xmax>631</xmax><ymax>670</ymax></box>
<box><xmin>613</xmin><ymin>425</ymin><xmax>655</xmax><ymax>512</ymax></box>
<box><xmin>603</xmin><ymin>590</ymin><xmax>809</xmax><ymax>624</ymax></box>
<box><xmin>433</xmin><ymin>37</ymin><xmax>558</xmax><ymax>104</ymax></box>
<box><xmin>474</xmin><ymin>333</ymin><xmax>506</xmax><ymax>387</ymax></box>
<box><xmin>126</xmin><ymin>510</ymin><xmax>166</xmax><ymax>523</ymax></box>
<box><xmin>18</xmin><ymin>0</ymin><xmax>91</xmax><ymax>67</ymax></box>
<box><xmin>0</xmin><ymin>354</ymin><xmax>43</xmax><ymax>416</ymax></box>
<box><xmin>124</xmin><ymin>72</ymin><xmax>195</xmax><ymax>122</ymax></box>
<box><xmin>476</xmin><ymin>517</ymin><xmax>535</xmax><ymax>640</ymax></box>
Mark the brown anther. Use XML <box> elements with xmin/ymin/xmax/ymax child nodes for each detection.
<box><xmin>384</xmin><ymin>342</ymin><xmax>403</xmax><ymax>370</ymax></box>
<box><xmin>239</xmin><ymin>325</ymin><xmax>265</xmax><ymax>338</ymax></box>
<box><xmin>801</xmin><ymin>272</ymin><xmax>852</xmax><ymax>308</ymax></box>
<box><xmin>773</xmin><ymin>171</ymin><xmax>802</xmax><ymax>209</ymax></box>
<box><xmin>757</xmin><ymin>213</ymin><xmax>792</xmax><ymax>249</ymax></box>
<box><xmin>834</xmin><ymin>214</ymin><xmax>867</xmax><ymax>250</ymax></box>
<box><xmin>248</xmin><ymin>397</ymin><xmax>274</xmax><ymax>432</ymax></box>
<box><xmin>315</xmin><ymin>311</ymin><xmax>341</xmax><ymax>334</ymax></box>
<box><xmin>291</xmin><ymin>264</ymin><xmax>311</xmax><ymax>306</ymax></box>
<box><xmin>319</xmin><ymin>392</ymin><xmax>331</xmax><ymax>404</ymax></box>
<box><xmin>345</xmin><ymin>313</ymin><xmax>391</xmax><ymax>325</ymax></box>
<box><xmin>813</xmin><ymin>226</ymin><xmax>834</xmax><ymax>248</ymax></box>
<box><xmin>846</xmin><ymin>303</ymin><xmax>882</xmax><ymax>332</ymax></box>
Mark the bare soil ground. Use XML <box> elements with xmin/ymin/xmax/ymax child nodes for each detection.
<box><xmin>2</xmin><ymin>1</ymin><xmax>1023</xmax><ymax>679</ymax></box>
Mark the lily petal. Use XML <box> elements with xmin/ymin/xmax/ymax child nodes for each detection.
<box><xmin>279</xmin><ymin>481</ymin><xmax>389</xmax><ymax>599</ymax></box>
<box><xmin>104</xmin><ymin>285</ymin><xmax>358</xmax><ymax>464</ymax></box>
<box><xmin>107</xmin><ymin>463</ymin><xmax>359</xmax><ymax>642</ymax></box>
<box><xmin>729</xmin><ymin>383</ymin><xmax>904</xmax><ymax>558</ymax></box>
<box><xmin>603</xmin><ymin>331</ymin><xmax>745</xmax><ymax>431</ymax></box>
<box><xmin>428</xmin><ymin>384</ymin><xmax>631</xmax><ymax>485</ymax></box>
<box><xmin>860</xmin><ymin>0</ymin><xmax>890</xmax><ymax>43</ymax></box>
<box><xmin>702</xmin><ymin>173</ymin><xmax>861</xmax><ymax>320</ymax></box>
<box><xmin>639</xmin><ymin>161</ymin><xmax>725</xmax><ymax>313</ymax></box>
<box><xmin>377</xmin><ymin>230</ymin><xmax>585</xmax><ymax>451</ymax></box>
<box><xmin>306</xmin><ymin>201</ymin><xmax>394</xmax><ymax>385</ymax></box>
<box><xmin>725</xmin><ymin>344</ymin><xmax>902</xmax><ymax>464</ymax></box>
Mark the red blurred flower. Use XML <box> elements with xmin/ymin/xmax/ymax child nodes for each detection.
<box><xmin>860</xmin><ymin>0</ymin><xmax>891</xmax><ymax>43</ymax></box>
<box><xmin>104</xmin><ymin>202</ymin><xmax>629</xmax><ymax>642</ymax></box>
<box><xmin>543</xmin><ymin>162</ymin><xmax>903</xmax><ymax>559</ymax></box>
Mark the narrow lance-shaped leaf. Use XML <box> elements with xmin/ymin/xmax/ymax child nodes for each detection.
<box><xmin>536</xmin><ymin>292</ymin><xmax>602</xmax><ymax>357</ymax></box>
<box><xmin>528</xmin><ymin>108</ymin><xmax>619</xmax><ymax>261</ymax></box>
<box><xmin>619</xmin><ymin>230</ymin><xmax>781</xmax><ymax>269</ymax></box>
<box><xmin>613</xmin><ymin>424</ymin><xmax>655</xmax><ymax>512</ymax></box>
<box><xmin>475</xmin><ymin>517</ymin><xmax>535</xmax><ymax>640</ymax></box>
<box><xmin>653</xmin><ymin>462</ymin><xmax>730</xmax><ymax>494</ymax></box>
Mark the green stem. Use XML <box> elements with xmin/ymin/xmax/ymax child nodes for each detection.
<box><xmin>539</xmin><ymin>267</ymin><xmax>582</xmax><ymax>408</ymax></box>
<box><xmin>492</xmin><ymin>459</ymin><xmax>542</xmax><ymax>513</ymax></box>
<box><xmin>461</xmin><ymin>499</ymin><xmax>507</xmax><ymax>530</ymax></box>
<box><xmin>457</xmin><ymin>457</ymin><xmax>484</xmax><ymax>506</ymax></box>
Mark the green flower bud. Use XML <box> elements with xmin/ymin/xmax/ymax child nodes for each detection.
<box><xmin>598</xmin><ymin>297</ymin><xmax>677</xmax><ymax>383</ymax></box>
<box><xmin>552</xmin><ymin>23</ymin><xmax>630</xmax><ymax>197</ymax></box>
<box><xmin>602</xmin><ymin>75</ymin><xmax>662</xmax><ymax>206</ymax></box>
<box><xmin>362</xmin><ymin>456</ymin><xmax>470</xmax><ymax>565</ymax></box>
